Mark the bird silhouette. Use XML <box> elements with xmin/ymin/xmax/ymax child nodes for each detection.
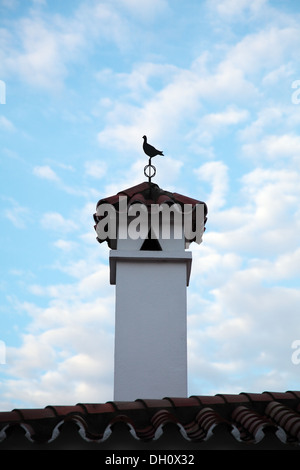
<box><xmin>142</xmin><ymin>135</ymin><xmax>164</xmax><ymax>158</ymax></box>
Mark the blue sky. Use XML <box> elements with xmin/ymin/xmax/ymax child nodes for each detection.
<box><xmin>1</xmin><ymin>0</ymin><xmax>300</xmax><ymax>410</ymax></box>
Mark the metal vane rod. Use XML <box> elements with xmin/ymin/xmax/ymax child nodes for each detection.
<box><xmin>144</xmin><ymin>158</ymin><xmax>156</xmax><ymax>184</ymax></box>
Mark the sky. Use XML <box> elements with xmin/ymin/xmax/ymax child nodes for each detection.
<box><xmin>0</xmin><ymin>0</ymin><xmax>300</xmax><ymax>410</ymax></box>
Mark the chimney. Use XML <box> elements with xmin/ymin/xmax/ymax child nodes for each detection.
<box><xmin>94</xmin><ymin>182</ymin><xmax>207</xmax><ymax>401</ymax></box>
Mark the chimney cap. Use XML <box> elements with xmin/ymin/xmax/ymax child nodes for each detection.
<box><xmin>94</xmin><ymin>181</ymin><xmax>208</xmax><ymax>248</ymax></box>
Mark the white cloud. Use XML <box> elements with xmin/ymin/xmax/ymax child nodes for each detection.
<box><xmin>33</xmin><ymin>164</ymin><xmax>96</xmax><ymax>198</ymax></box>
<box><xmin>194</xmin><ymin>161</ymin><xmax>229</xmax><ymax>212</ymax></box>
<box><xmin>53</xmin><ymin>239</ymin><xmax>78</xmax><ymax>252</ymax></box>
<box><xmin>40</xmin><ymin>212</ymin><xmax>78</xmax><ymax>233</ymax></box>
<box><xmin>191</xmin><ymin>245</ymin><xmax>242</xmax><ymax>288</ymax></box>
<box><xmin>74</xmin><ymin>1</ymin><xmax>131</xmax><ymax>51</ymax></box>
<box><xmin>189</xmin><ymin>106</ymin><xmax>249</xmax><ymax>148</ymax></box>
<box><xmin>2</xmin><ymin>197</ymin><xmax>31</xmax><ymax>229</ymax></box>
<box><xmin>33</xmin><ymin>165</ymin><xmax>60</xmax><ymax>182</ymax></box>
<box><xmin>188</xmin><ymin>258</ymin><xmax>300</xmax><ymax>394</ymax></box>
<box><xmin>84</xmin><ymin>160</ymin><xmax>107</xmax><ymax>179</ymax></box>
<box><xmin>2</xmin><ymin>17</ymin><xmax>68</xmax><ymax>90</ymax></box>
<box><xmin>0</xmin><ymin>2</ymin><xmax>133</xmax><ymax>91</ymax></box>
<box><xmin>204</xmin><ymin>166</ymin><xmax>300</xmax><ymax>257</ymax></box>
<box><xmin>223</xmin><ymin>26</ymin><xmax>300</xmax><ymax>76</ymax></box>
<box><xmin>242</xmin><ymin>134</ymin><xmax>300</xmax><ymax>164</ymax></box>
<box><xmin>96</xmin><ymin>44</ymin><xmax>260</xmax><ymax>152</ymax></box>
<box><xmin>3</xmin><ymin>261</ymin><xmax>115</xmax><ymax>408</ymax></box>
<box><xmin>207</xmin><ymin>0</ymin><xmax>268</xmax><ymax>22</ymax></box>
<box><xmin>202</xmin><ymin>107</ymin><xmax>249</xmax><ymax>127</ymax></box>
<box><xmin>238</xmin><ymin>106</ymin><xmax>284</xmax><ymax>141</ymax></box>
<box><xmin>262</xmin><ymin>63</ymin><xmax>294</xmax><ymax>85</ymax></box>
<box><xmin>243</xmin><ymin>248</ymin><xmax>300</xmax><ymax>283</ymax></box>
<box><xmin>98</xmin><ymin>62</ymin><xmax>179</xmax><ymax>101</ymax></box>
<box><xmin>187</xmin><ymin>153</ymin><xmax>300</xmax><ymax>395</ymax></box>
<box><xmin>0</xmin><ymin>116</ymin><xmax>15</xmax><ymax>131</ymax></box>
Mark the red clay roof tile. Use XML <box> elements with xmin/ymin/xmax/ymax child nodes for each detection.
<box><xmin>45</xmin><ymin>405</ymin><xmax>85</xmax><ymax>417</ymax></box>
<box><xmin>135</xmin><ymin>398</ymin><xmax>173</xmax><ymax>410</ymax></box>
<box><xmin>265</xmin><ymin>401</ymin><xmax>300</xmax><ymax>443</ymax></box>
<box><xmin>76</xmin><ymin>403</ymin><xmax>116</xmax><ymax>414</ymax></box>
<box><xmin>109</xmin><ymin>400</ymin><xmax>147</xmax><ymax>411</ymax></box>
<box><xmin>216</xmin><ymin>393</ymin><xmax>251</xmax><ymax>404</ymax></box>
<box><xmin>118</xmin><ymin>182</ymin><xmax>150</xmax><ymax>198</ymax></box>
<box><xmin>13</xmin><ymin>408</ymin><xmax>56</xmax><ymax>420</ymax></box>
<box><xmin>164</xmin><ymin>397</ymin><xmax>200</xmax><ymax>408</ymax></box>
<box><xmin>191</xmin><ymin>395</ymin><xmax>227</xmax><ymax>406</ymax></box>
<box><xmin>239</xmin><ymin>392</ymin><xmax>274</xmax><ymax>402</ymax></box>
<box><xmin>1</xmin><ymin>391</ymin><xmax>300</xmax><ymax>448</ymax></box>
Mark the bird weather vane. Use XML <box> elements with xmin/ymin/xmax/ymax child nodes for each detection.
<box><xmin>142</xmin><ymin>135</ymin><xmax>164</xmax><ymax>184</ymax></box>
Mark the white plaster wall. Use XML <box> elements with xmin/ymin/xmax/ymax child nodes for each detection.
<box><xmin>113</xmin><ymin>258</ymin><xmax>188</xmax><ymax>401</ymax></box>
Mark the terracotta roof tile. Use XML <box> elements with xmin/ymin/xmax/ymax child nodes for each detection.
<box><xmin>0</xmin><ymin>410</ymin><xmax>21</xmax><ymax>423</ymax></box>
<box><xmin>164</xmin><ymin>396</ymin><xmax>200</xmax><ymax>408</ymax></box>
<box><xmin>264</xmin><ymin>391</ymin><xmax>298</xmax><ymax>401</ymax></box>
<box><xmin>135</xmin><ymin>399</ymin><xmax>173</xmax><ymax>409</ymax></box>
<box><xmin>265</xmin><ymin>401</ymin><xmax>300</xmax><ymax>441</ymax></box>
<box><xmin>190</xmin><ymin>395</ymin><xmax>228</xmax><ymax>406</ymax></box>
<box><xmin>239</xmin><ymin>392</ymin><xmax>275</xmax><ymax>402</ymax></box>
<box><xmin>109</xmin><ymin>400</ymin><xmax>148</xmax><ymax>412</ymax></box>
<box><xmin>215</xmin><ymin>393</ymin><xmax>251</xmax><ymax>404</ymax></box>
<box><xmin>1</xmin><ymin>391</ymin><xmax>300</xmax><ymax>448</ymax></box>
<box><xmin>118</xmin><ymin>182</ymin><xmax>150</xmax><ymax>199</ymax></box>
<box><xmin>14</xmin><ymin>408</ymin><xmax>56</xmax><ymax>420</ymax></box>
<box><xmin>232</xmin><ymin>405</ymin><xmax>276</xmax><ymax>443</ymax></box>
<box><xmin>74</xmin><ymin>403</ymin><xmax>116</xmax><ymax>415</ymax></box>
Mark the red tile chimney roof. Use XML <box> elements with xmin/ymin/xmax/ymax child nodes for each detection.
<box><xmin>94</xmin><ymin>181</ymin><xmax>208</xmax><ymax>248</ymax></box>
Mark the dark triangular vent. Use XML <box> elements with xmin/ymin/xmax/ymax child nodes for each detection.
<box><xmin>140</xmin><ymin>231</ymin><xmax>162</xmax><ymax>251</ymax></box>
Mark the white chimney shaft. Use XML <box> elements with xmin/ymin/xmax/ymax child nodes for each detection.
<box><xmin>110</xmin><ymin>250</ymin><xmax>191</xmax><ymax>400</ymax></box>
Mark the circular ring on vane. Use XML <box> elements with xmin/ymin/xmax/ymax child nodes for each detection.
<box><xmin>144</xmin><ymin>163</ymin><xmax>156</xmax><ymax>179</ymax></box>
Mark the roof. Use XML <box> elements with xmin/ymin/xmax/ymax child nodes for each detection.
<box><xmin>1</xmin><ymin>391</ymin><xmax>300</xmax><ymax>449</ymax></box>
<box><xmin>93</xmin><ymin>181</ymin><xmax>208</xmax><ymax>249</ymax></box>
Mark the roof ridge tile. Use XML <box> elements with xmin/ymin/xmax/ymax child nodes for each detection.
<box><xmin>134</xmin><ymin>399</ymin><xmax>172</xmax><ymax>409</ymax></box>
<box><xmin>164</xmin><ymin>397</ymin><xmax>200</xmax><ymax>408</ymax></box>
<box><xmin>215</xmin><ymin>393</ymin><xmax>249</xmax><ymax>404</ymax></box>
<box><xmin>12</xmin><ymin>408</ymin><xmax>56</xmax><ymax>420</ymax></box>
<box><xmin>75</xmin><ymin>403</ymin><xmax>116</xmax><ymax>414</ymax></box>
<box><xmin>190</xmin><ymin>395</ymin><xmax>226</xmax><ymax>406</ymax></box>
<box><xmin>239</xmin><ymin>392</ymin><xmax>273</xmax><ymax>402</ymax></box>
